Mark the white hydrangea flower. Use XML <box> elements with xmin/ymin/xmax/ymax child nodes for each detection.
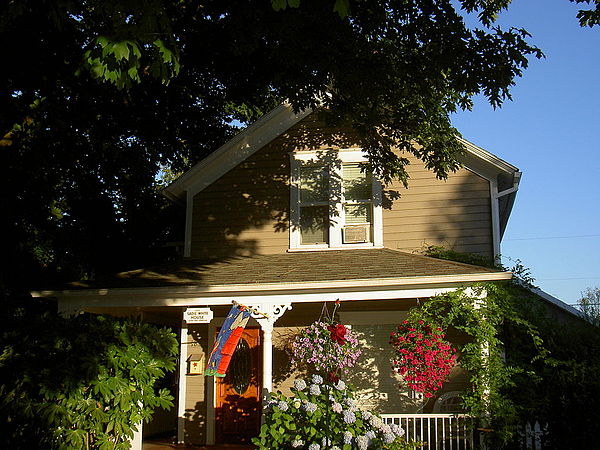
<box><xmin>390</xmin><ymin>423</ymin><xmax>405</xmax><ymax>437</ymax></box>
<box><xmin>292</xmin><ymin>439</ymin><xmax>304</xmax><ymax>448</ymax></box>
<box><xmin>309</xmin><ymin>384</ymin><xmax>321</xmax><ymax>395</ymax></box>
<box><xmin>343</xmin><ymin>431</ymin><xmax>353</xmax><ymax>445</ymax></box>
<box><xmin>294</xmin><ymin>379</ymin><xmax>307</xmax><ymax>391</ymax></box>
<box><xmin>335</xmin><ymin>380</ymin><xmax>346</xmax><ymax>391</ymax></box>
<box><xmin>383</xmin><ymin>432</ymin><xmax>396</xmax><ymax>444</ymax></box>
<box><xmin>332</xmin><ymin>402</ymin><xmax>343</xmax><ymax>413</ymax></box>
<box><xmin>308</xmin><ymin>443</ymin><xmax>320</xmax><ymax>450</ymax></box>
<box><xmin>369</xmin><ymin>415</ymin><xmax>383</xmax><ymax>429</ymax></box>
<box><xmin>303</xmin><ymin>401</ymin><xmax>318</xmax><ymax>413</ymax></box>
<box><xmin>356</xmin><ymin>435</ymin><xmax>369</xmax><ymax>450</ymax></box>
<box><xmin>277</xmin><ymin>400</ymin><xmax>289</xmax><ymax>412</ymax></box>
<box><xmin>311</xmin><ymin>374</ymin><xmax>324</xmax><ymax>385</ymax></box>
<box><xmin>343</xmin><ymin>410</ymin><xmax>356</xmax><ymax>424</ymax></box>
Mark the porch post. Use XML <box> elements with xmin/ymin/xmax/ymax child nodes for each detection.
<box><xmin>262</xmin><ymin>323</ymin><xmax>274</xmax><ymax>393</ymax></box>
<box><xmin>250</xmin><ymin>303</ymin><xmax>293</xmax><ymax>397</ymax></box>
<box><xmin>177</xmin><ymin>319</ymin><xmax>188</xmax><ymax>444</ymax></box>
<box><xmin>130</xmin><ymin>420</ymin><xmax>143</xmax><ymax>450</ymax></box>
<box><xmin>466</xmin><ymin>286</ymin><xmax>490</xmax><ymax>449</ymax></box>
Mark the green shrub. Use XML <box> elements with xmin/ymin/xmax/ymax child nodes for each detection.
<box><xmin>0</xmin><ymin>312</ymin><xmax>177</xmax><ymax>449</ymax></box>
<box><xmin>253</xmin><ymin>374</ymin><xmax>421</xmax><ymax>450</ymax></box>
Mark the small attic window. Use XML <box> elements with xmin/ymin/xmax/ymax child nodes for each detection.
<box><xmin>290</xmin><ymin>149</ymin><xmax>383</xmax><ymax>250</ymax></box>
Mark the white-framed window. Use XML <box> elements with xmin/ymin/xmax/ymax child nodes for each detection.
<box><xmin>289</xmin><ymin>149</ymin><xmax>383</xmax><ymax>250</ymax></box>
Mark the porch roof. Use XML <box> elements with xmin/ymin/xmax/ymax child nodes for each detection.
<box><xmin>66</xmin><ymin>249</ymin><xmax>507</xmax><ymax>290</ymax></box>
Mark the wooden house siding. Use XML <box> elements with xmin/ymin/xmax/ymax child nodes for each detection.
<box><xmin>190</xmin><ymin>137</ymin><xmax>292</xmax><ymax>259</ymax></box>
<box><xmin>190</xmin><ymin>114</ymin><xmax>493</xmax><ymax>259</ymax></box>
<box><xmin>383</xmin><ymin>155</ymin><xmax>493</xmax><ymax>257</ymax></box>
<box><xmin>189</xmin><ymin>115</ymin><xmax>360</xmax><ymax>260</ymax></box>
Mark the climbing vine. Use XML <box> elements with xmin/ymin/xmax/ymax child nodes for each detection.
<box><xmin>404</xmin><ymin>283</ymin><xmax>549</xmax><ymax>445</ymax></box>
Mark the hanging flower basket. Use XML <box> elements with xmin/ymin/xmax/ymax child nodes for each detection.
<box><xmin>290</xmin><ymin>303</ymin><xmax>361</xmax><ymax>381</ymax></box>
<box><xmin>390</xmin><ymin>319</ymin><xmax>457</xmax><ymax>398</ymax></box>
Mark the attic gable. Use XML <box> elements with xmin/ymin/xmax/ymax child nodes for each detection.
<box><xmin>163</xmin><ymin>104</ymin><xmax>520</xmax><ymax>204</ymax></box>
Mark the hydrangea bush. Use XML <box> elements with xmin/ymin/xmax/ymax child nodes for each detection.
<box><xmin>252</xmin><ymin>375</ymin><xmax>420</xmax><ymax>449</ymax></box>
<box><xmin>389</xmin><ymin>318</ymin><xmax>457</xmax><ymax>397</ymax></box>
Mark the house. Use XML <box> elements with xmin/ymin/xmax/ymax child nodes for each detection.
<box><xmin>34</xmin><ymin>103</ymin><xmax>524</xmax><ymax>447</ymax></box>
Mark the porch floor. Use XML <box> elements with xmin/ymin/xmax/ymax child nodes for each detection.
<box><xmin>143</xmin><ymin>437</ymin><xmax>253</xmax><ymax>450</ymax></box>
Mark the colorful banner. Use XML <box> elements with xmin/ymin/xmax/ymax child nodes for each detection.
<box><xmin>205</xmin><ymin>304</ymin><xmax>252</xmax><ymax>377</ymax></box>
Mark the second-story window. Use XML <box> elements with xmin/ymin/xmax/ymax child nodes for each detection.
<box><xmin>299</xmin><ymin>165</ymin><xmax>330</xmax><ymax>245</ymax></box>
<box><xmin>290</xmin><ymin>150</ymin><xmax>383</xmax><ymax>250</ymax></box>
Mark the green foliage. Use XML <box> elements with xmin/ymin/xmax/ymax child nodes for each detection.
<box><xmin>253</xmin><ymin>375</ymin><xmax>421</xmax><ymax>449</ymax></box>
<box><xmin>0</xmin><ymin>0</ymin><xmax>596</xmax><ymax>309</ymax></box>
<box><xmin>410</xmin><ymin>245</ymin><xmax>600</xmax><ymax>446</ymax></box>
<box><xmin>578</xmin><ymin>286</ymin><xmax>600</xmax><ymax>326</ymax></box>
<box><xmin>572</xmin><ymin>0</ymin><xmax>600</xmax><ymax>27</ymax></box>
<box><xmin>419</xmin><ymin>244</ymin><xmax>498</xmax><ymax>269</ymax></box>
<box><xmin>502</xmin><ymin>291</ymin><xmax>600</xmax><ymax>448</ymax></box>
<box><xmin>0</xmin><ymin>309</ymin><xmax>178</xmax><ymax>449</ymax></box>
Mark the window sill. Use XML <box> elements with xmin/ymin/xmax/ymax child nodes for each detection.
<box><xmin>287</xmin><ymin>244</ymin><xmax>385</xmax><ymax>253</ymax></box>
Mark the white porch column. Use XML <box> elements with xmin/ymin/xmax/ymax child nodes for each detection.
<box><xmin>176</xmin><ymin>319</ymin><xmax>188</xmax><ymax>444</ymax></box>
<box><xmin>466</xmin><ymin>286</ymin><xmax>491</xmax><ymax>450</ymax></box>
<box><xmin>250</xmin><ymin>303</ymin><xmax>293</xmax><ymax>396</ymax></box>
<box><xmin>130</xmin><ymin>422</ymin><xmax>143</xmax><ymax>450</ymax></box>
<box><xmin>262</xmin><ymin>323</ymin><xmax>274</xmax><ymax>393</ymax></box>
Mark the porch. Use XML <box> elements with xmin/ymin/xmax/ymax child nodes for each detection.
<box><xmin>142</xmin><ymin>413</ymin><xmax>474</xmax><ymax>449</ymax></box>
<box><xmin>41</xmin><ymin>251</ymin><xmax>511</xmax><ymax>448</ymax></box>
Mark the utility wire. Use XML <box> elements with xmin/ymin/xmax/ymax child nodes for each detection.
<box><xmin>537</xmin><ymin>276</ymin><xmax>600</xmax><ymax>281</ymax></box>
<box><xmin>506</xmin><ymin>234</ymin><xmax>600</xmax><ymax>241</ymax></box>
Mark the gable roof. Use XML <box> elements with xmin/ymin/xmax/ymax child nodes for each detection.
<box><xmin>163</xmin><ymin>103</ymin><xmax>521</xmax><ymax>205</ymax></box>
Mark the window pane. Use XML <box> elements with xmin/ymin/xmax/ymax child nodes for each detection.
<box><xmin>300</xmin><ymin>205</ymin><xmax>329</xmax><ymax>244</ymax></box>
<box><xmin>344</xmin><ymin>203</ymin><xmax>372</xmax><ymax>224</ymax></box>
<box><xmin>299</xmin><ymin>166</ymin><xmax>328</xmax><ymax>203</ymax></box>
<box><xmin>343</xmin><ymin>163</ymin><xmax>371</xmax><ymax>201</ymax></box>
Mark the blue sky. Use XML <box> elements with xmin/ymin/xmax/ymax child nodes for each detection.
<box><xmin>451</xmin><ymin>0</ymin><xmax>600</xmax><ymax>306</ymax></box>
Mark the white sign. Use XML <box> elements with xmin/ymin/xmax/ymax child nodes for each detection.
<box><xmin>184</xmin><ymin>308</ymin><xmax>213</xmax><ymax>324</ymax></box>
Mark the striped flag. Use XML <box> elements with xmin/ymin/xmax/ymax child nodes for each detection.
<box><xmin>205</xmin><ymin>304</ymin><xmax>252</xmax><ymax>377</ymax></box>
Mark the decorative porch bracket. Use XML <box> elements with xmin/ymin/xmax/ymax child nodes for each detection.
<box><xmin>248</xmin><ymin>302</ymin><xmax>293</xmax><ymax>393</ymax></box>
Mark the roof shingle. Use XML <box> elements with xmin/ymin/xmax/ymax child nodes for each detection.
<box><xmin>68</xmin><ymin>249</ymin><xmax>504</xmax><ymax>289</ymax></box>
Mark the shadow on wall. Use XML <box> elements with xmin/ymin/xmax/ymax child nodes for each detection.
<box><xmin>185</xmin><ymin>399</ymin><xmax>207</xmax><ymax>445</ymax></box>
<box><xmin>215</xmin><ymin>394</ymin><xmax>261</xmax><ymax>445</ymax></box>
<box><xmin>189</xmin><ymin>114</ymin><xmax>402</xmax><ymax>260</ymax></box>
<box><xmin>190</xmin><ymin>111</ymin><xmax>494</xmax><ymax>261</ymax></box>
<box><xmin>347</xmin><ymin>324</ymin><xmax>470</xmax><ymax>414</ymax></box>
<box><xmin>183</xmin><ymin>325</ymin><xmax>209</xmax><ymax>445</ymax></box>
<box><xmin>272</xmin><ymin>327</ymin><xmax>303</xmax><ymax>390</ymax></box>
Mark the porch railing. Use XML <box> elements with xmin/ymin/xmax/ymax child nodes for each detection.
<box><xmin>381</xmin><ymin>414</ymin><xmax>473</xmax><ymax>450</ymax></box>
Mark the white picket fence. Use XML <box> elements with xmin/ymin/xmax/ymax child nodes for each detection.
<box><xmin>381</xmin><ymin>414</ymin><xmax>473</xmax><ymax>449</ymax></box>
<box><xmin>380</xmin><ymin>415</ymin><xmax>547</xmax><ymax>449</ymax></box>
<box><xmin>518</xmin><ymin>421</ymin><xmax>546</xmax><ymax>450</ymax></box>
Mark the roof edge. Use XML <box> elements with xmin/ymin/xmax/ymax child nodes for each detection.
<box><xmin>527</xmin><ymin>285</ymin><xmax>584</xmax><ymax>319</ymax></box>
<box><xmin>31</xmin><ymin>271</ymin><xmax>512</xmax><ymax>299</ymax></box>
<box><xmin>457</xmin><ymin>136</ymin><xmax>519</xmax><ymax>176</ymax></box>
<box><xmin>163</xmin><ymin>103</ymin><xmax>313</xmax><ymax>202</ymax></box>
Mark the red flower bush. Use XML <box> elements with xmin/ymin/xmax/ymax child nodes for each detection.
<box><xmin>390</xmin><ymin>319</ymin><xmax>457</xmax><ymax>398</ymax></box>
